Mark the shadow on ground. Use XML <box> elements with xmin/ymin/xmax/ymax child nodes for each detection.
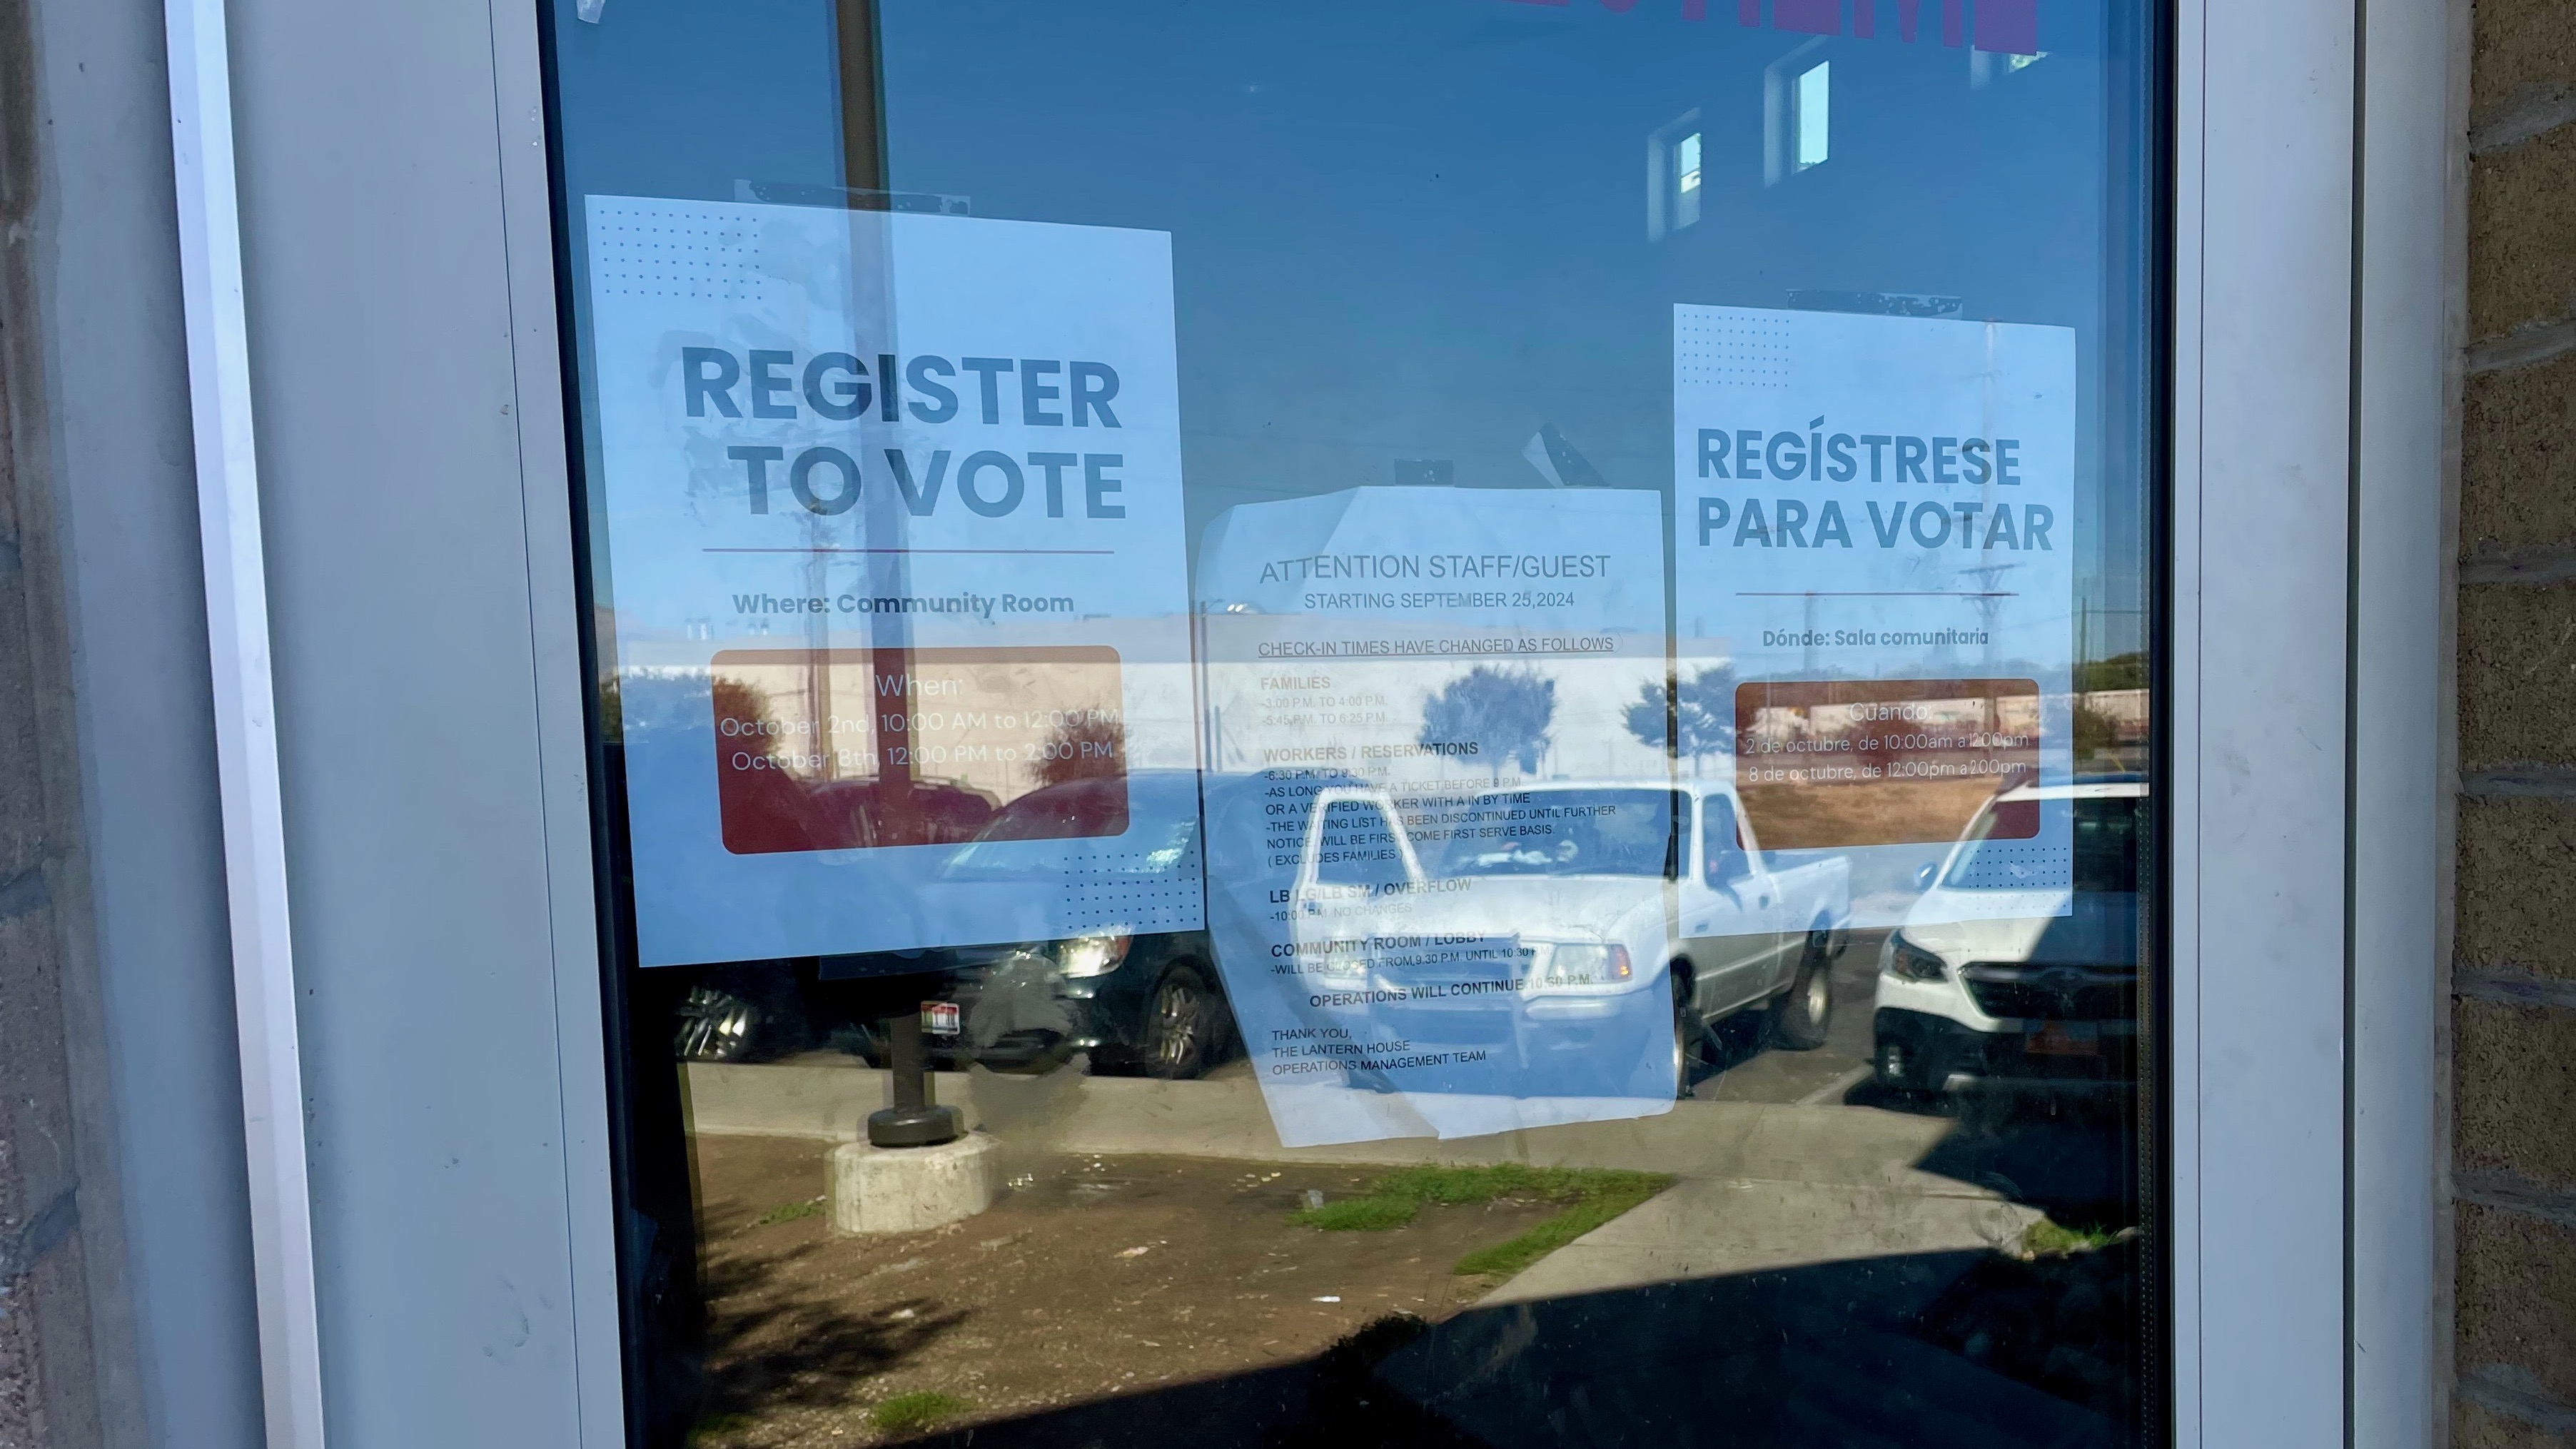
<box><xmin>698</xmin><ymin>1236</ymin><xmax>974</xmax><ymax>1418</ymax></box>
<box><xmin>901</xmin><ymin>1249</ymin><xmax>2137</xmax><ymax>1449</ymax></box>
<box><xmin>1820</xmin><ymin>1075</ymin><xmax>2142</xmax><ymax>1227</ymax></box>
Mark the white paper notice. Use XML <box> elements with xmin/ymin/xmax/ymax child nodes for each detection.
<box><xmin>1672</xmin><ymin>306</ymin><xmax>2078</xmax><ymax>925</ymax></box>
<box><xmin>586</xmin><ymin>196</ymin><xmax>1199</xmax><ymax>966</ymax></box>
<box><xmin>1196</xmin><ymin>487</ymin><xmax>1680</xmax><ymax>1146</ymax></box>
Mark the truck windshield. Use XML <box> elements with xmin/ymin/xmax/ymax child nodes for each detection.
<box><xmin>1433</xmin><ymin>789</ymin><xmax>1679</xmax><ymax>879</ymax></box>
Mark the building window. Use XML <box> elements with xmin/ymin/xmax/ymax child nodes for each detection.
<box><xmin>1793</xmin><ymin>61</ymin><xmax>1830</xmax><ymax>171</ymax></box>
<box><xmin>1647</xmin><ymin>110</ymin><xmax>1701</xmax><ymax>240</ymax></box>
<box><xmin>1763</xmin><ymin>36</ymin><xmax>1829</xmax><ymax>186</ymax></box>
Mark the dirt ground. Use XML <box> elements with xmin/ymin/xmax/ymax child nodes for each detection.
<box><xmin>686</xmin><ymin>1136</ymin><xmax>1580</xmax><ymax>1446</ymax></box>
<box><xmin>1737</xmin><ymin>774</ymin><xmax>2004</xmax><ymax>850</ymax></box>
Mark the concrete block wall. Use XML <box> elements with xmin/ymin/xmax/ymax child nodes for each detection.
<box><xmin>2454</xmin><ymin>1</ymin><xmax>2576</xmax><ymax>1443</ymax></box>
<box><xmin>0</xmin><ymin>0</ymin><xmax>121</xmax><ymax>1443</ymax></box>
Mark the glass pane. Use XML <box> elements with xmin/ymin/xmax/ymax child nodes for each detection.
<box><xmin>540</xmin><ymin>1</ymin><xmax>2163</xmax><ymax>1444</ymax></box>
<box><xmin>1796</xmin><ymin>60</ymin><xmax>1832</xmax><ymax>169</ymax></box>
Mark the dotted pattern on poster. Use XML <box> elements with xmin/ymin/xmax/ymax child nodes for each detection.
<box><xmin>1675</xmin><ymin>311</ymin><xmax>1792</xmax><ymax>389</ymax></box>
<box><xmin>1056</xmin><ymin>844</ymin><xmax>1206</xmax><ymax>934</ymax></box>
<box><xmin>1937</xmin><ymin>837</ymin><xmax>2075</xmax><ymax>892</ymax></box>
<box><xmin>588</xmin><ymin>202</ymin><xmax>763</xmax><ymax>302</ymax></box>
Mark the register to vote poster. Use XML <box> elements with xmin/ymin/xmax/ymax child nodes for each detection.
<box><xmin>1674</xmin><ymin>306</ymin><xmax>2078</xmax><ymax>926</ymax></box>
<box><xmin>584</xmin><ymin>197</ymin><xmax>1198</xmax><ymax>966</ymax></box>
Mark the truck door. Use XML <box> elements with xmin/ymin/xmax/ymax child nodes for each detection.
<box><xmin>1686</xmin><ymin>794</ymin><xmax>1785</xmax><ymax>1011</ymax></box>
<box><xmin>1295</xmin><ymin>790</ymin><xmax>1423</xmax><ymax>892</ymax></box>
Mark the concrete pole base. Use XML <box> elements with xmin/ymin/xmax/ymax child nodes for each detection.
<box><xmin>829</xmin><ymin>1132</ymin><xmax>1003</xmax><ymax>1235</ymax></box>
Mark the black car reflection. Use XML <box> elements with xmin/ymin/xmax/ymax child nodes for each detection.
<box><xmin>898</xmin><ymin>929</ymin><xmax>1235</xmax><ymax>1078</ymax></box>
<box><xmin>863</xmin><ymin>771</ymin><xmax>1238</xmax><ymax>1079</ymax></box>
<box><xmin>667</xmin><ymin>773</ymin><xmax>1243</xmax><ymax>1076</ymax></box>
<box><xmin>671</xmin><ymin>942</ymin><xmax>1239</xmax><ymax>1080</ymax></box>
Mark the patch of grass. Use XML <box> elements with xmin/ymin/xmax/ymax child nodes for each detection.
<box><xmin>871</xmin><ymin>1391</ymin><xmax>971</xmax><ymax>1436</ymax></box>
<box><xmin>1373</xmin><ymin>1163</ymin><xmax>1647</xmax><ymax>1206</ymax></box>
<box><xmin>1290</xmin><ymin>1196</ymin><xmax>1420</xmax><ymax>1231</ymax></box>
<box><xmin>687</xmin><ymin>1411</ymin><xmax>758</xmax><ymax>1444</ymax></box>
<box><xmin>1286</xmin><ymin>1163</ymin><xmax>1674</xmax><ymax>1280</ymax></box>
<box><xmin>1452</xmin><ymin>1180</ymin><xmax>1667</xmax><ymax>1279</ymax></box>
<box><xmin>2021</xmin><ymin>1216</ymin><xmax>2121</xmax><ymax>1258</ymax></box>
<box><xmin>750</xmin><ymin>1198</ymin><xmax>821</xmax><ymax>1228</ymax></box>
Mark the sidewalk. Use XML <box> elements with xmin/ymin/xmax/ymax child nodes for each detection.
<box><xmin>682</xmin><ymin>1059</ymin><xmax>1969</xmax><ymax>1188</ymax></box>
<box><xmin>681</xmin><ymin>1060</ymin><xmax>2031</xmax><ymax>1303</ymax></box>
<box><xmin>1478</xmin><ymin>1175</ymin><xmax>2038</xmax><ymax>1304</ymax></box>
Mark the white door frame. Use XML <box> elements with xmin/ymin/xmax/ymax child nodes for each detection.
<box><xmin>2169</xmin><ymin>0</ymin><xmax>2450</xmax><ymax>1445</ymax></box>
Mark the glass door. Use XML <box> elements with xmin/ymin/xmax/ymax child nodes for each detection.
<box><xmin>537</xmin><ymin>1</ymin><xmax>2166</xmax><ymax>1443</ymax></box>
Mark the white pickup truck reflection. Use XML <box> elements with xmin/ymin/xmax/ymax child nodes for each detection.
<box><xmin>1287</xmin><ymin>781</ymin><xmax>1853</xmax><ymax>1094</ymax></box>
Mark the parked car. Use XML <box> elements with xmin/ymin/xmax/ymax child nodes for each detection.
<box><xmin>669</xmin><ymin>957</ymin><xmax>859</xmax><ymax>1064</ymax></box>
<box><xmin>1871</xmin><ymin>776</ymin><xmax>2145</xmax><ymax>1094</ymax></box>
<box><xmin>1291</xmin><ymin>779</ymin><xmax>1853</xmax><ymax>1096</ymax></box>
<box><xmin>672</xmin><ymin>772</ymin><xmax>1239</xmax><ymax>1076</ymax></box>
<box><xmin>908</xmin><ymin>771</ymin><xmax>1238</xmax><ymax>1079</ymax></box>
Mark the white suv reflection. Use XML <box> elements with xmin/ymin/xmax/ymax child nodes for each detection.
<box><xmin>1872</xmin><ymin>777</ymin><xmax>2144</xmax><ymax>1094</ymax></box>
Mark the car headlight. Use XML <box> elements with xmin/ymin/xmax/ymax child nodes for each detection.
<box><xmin>1054</xmin><ymin>934</ymin><xmax>1132</xmax><ymax>979</ymax></box>
<box><xmin>1533</xmin><ymin>942</ymin><xmax>1633</xmax><ymax>987</ymax></box>
<box><xmin>1882</xmin><ymin>934</ymin><xmax>1949</xmax><ymax>984</ymax></box>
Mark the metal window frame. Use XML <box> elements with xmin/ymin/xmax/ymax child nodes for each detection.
<box><xmin>164</xmin><ymin>0</ymin><xmax>623</xmax><ymax>1443</ymax></box>
<box><xmin>161</xmin><ymin>0</ymin><xmax>326</xmax><ymax>1443</ymax></box>
<box><xmin>2349</xmin><ymin>0</ymin><xmax>2457</xmax><ymax>1442</ymax></box>
<box><xmin>2167</xmin><ymin>0</ymin><xmax>2450</xmax><ymax>1445</ymax></box>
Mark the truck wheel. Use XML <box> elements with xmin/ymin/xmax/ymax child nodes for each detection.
<box><xmin>1141</xmin><ymin>966</ymin><xmax>1217</xmax><ymax>1080</ymax></box>
<box><xmin>1766</xmin><ymin>934</ymin><xmax>1834</xmax><ymax>1051</ymax></box>
<box><xmin>1672</xmin><ymin>996</ymin><xmax>1695</xmax><ymax>1099</ymax></box>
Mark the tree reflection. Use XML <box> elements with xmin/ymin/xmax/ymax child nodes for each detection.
<box><xmin>1419</xmin><ymin>666</ymin><xmax>1555</xmax><ymax>782</ymax></box>
<box><xmin>1624</xmin><ymin>663</ymin><xmax>1739</xmax><ymax>777</ymax></box>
